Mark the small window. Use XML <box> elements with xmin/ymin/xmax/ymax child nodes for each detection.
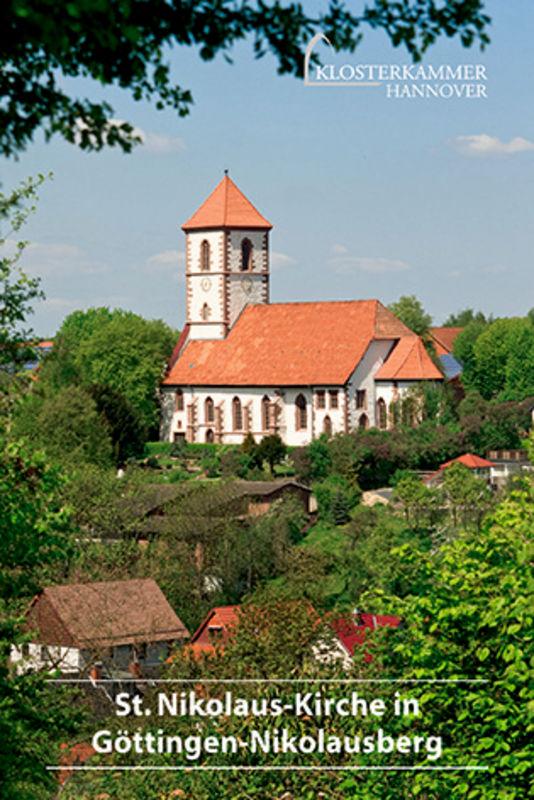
<box><xmin>323</xmin><ymin>415</ymin><xmax>332</xmax><ymax>436</ymax></box>
<box><xmin>359</xmin><ymin>413</ymin><xmax>369</xmax><ymax>430</ymax></box>
<box><xmin>175</xmin><ymin>390</ymin><xmax>184</xmax><ymax>411</ymax></box>
<box><xmin>377</xmin><ymin>398</ymin><xmax>387</xmax><ymax>430</ymax></box>
<box><xmin>232</xmin><ymin>397</ymin><xmax>243</xmax><ymax>431</ymax></box>
<box><xmin>316</xmin><ymin>390</ymin><xmax>325</xmax><ymax>409</ymax></box>
<box><xmin>201</xmin><ymin>302</ymin><xmax>211</xmax><ymax>321</ymax></box>
<box><xmin>261</xmin><ymin>395</ymin><xmax>270</xmax><ymax>431</ymax></box>
<box><xmin>295</xmin><ymin>393</ymin><xmax>307</xmax><ymax>430</ymax></box>
<box><xmin>241</xmin><ymin>238</ymin><xmax>253</xmax><ymax>271</ymax></box>
<box><xmin>356</xmin><ymin>389</ymin><xmax>367</xmax><ymax>410</ymax></box>
<box><xmin>200</xmin><ymin>239</ymin><xmax>210</xmax><ymax>271</ymax></box>
<box><xmin>205</xmin><ymin>397</ymin><xmax>214</xmax><ymax>423</ymax></box>
<box><xmin>329</xmin><ymin>390</ymin><xmax>339</xmax><ymax>409</ymax></box>
<box><xmin>205</xmin><ymin>428</ymin><xmax>214</xmax><ymax>443</ymax></box>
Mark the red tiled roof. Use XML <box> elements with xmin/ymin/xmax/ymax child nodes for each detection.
<box><xmin>189</xmin><ymin>605</ymin><xmax>240</xmax><ymax>653</ymax></box>
<box><xmin>164</xmin><ymin>300</ymin><xmax>415</xmax><ymax>386</ymax></box>
<box><xmin>429</xmin><ymin>327</ymin><xmax>463</xmax><ymax>356</ymax></box>
<box><xmin>26</xmin><ymin>579</ymin><xmax>189</xmax><ymax>648</ymax></box>
<box><xmin>333</xmin><ymin>613</ymin><xmax>401</xmax><ymax>659</ymax></box>
<box><xmin>375</xmin><ymin>336</ymin><xmax>443</xmax><ymax>381</ymax></box>
<box><xmin>182</xmin><ymin>176</ymin><xmax>272</xmax><ymax>231</ymax></box>
<box><xmin>440</xmin><ymin>453</ymin><xmax>495</xmax><ymax>470</ymax></box>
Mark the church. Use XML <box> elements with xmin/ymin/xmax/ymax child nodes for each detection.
<box><xmin>160</xmin><ymin>175</ymin><xmax>443</xmax><ymax>446</ymax></box>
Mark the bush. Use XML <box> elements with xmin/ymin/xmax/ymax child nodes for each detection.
<box><xmin>313</xmin><ymin>475</ymin><xmax>361</xmax><ymax>522</ymax></box>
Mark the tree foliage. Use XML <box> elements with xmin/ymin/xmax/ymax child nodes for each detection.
<box><xmin>0</xmin><ymin>1</ymin><xmax>491</xmax><ymax>157</ymax></box>
<box><xmin>388</xmin><ymin>294</ymin><xmax>432</xmax><ymax>337</ymax></box>
<box><xmin>39</xmin><ymin>307</ymin><xmax>177</xmax><ymax>434</ymax></box>
<box><xmin>0</xmin><ymin>175</ymin><xmax>46</xmax><ymax>387</ymax></box>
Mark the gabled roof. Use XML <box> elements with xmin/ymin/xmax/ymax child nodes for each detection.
<box><xmin>440</xmin><ymin>453</ymin><xmax>495</xmax><ymax>470</ymax></box>
<box><xmin>332</xmin><ymin>613</ymin><xmax>401</xmax><ymax>658</ymax></box>
<box><xmin>164</xmin><ymin>300</ymin><xmax>414</xmax><ymax>386</ymax></box>
<box><xmin>182</xmin><ymin>175</ymin><xmax>272</xmax><ymax>231</ymax></box>
<box><xmin>188</xmin><ymin>605</ymin><xmax>240</xmax><ymax>654</ymax></box>
<box><xmin>375</xmin><ymin>336</ymin><xmax>443</xmax><ymax>381</ymax></box>
<box><xmin>429</xmin><ymin>326</ymin><xmax>463</xmax><ymax>356</ymax></box>
<box><xmin>26</xmin><ymin>579</ymin><xmax>189</xmax><ymax>648</ymax></box>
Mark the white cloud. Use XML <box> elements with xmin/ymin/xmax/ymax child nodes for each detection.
<box><xmin>146</xmin><ymin>250</ymin><xmax>185</xmax><ymax>268</ymax></box>
<box><xmin>75</xmin><ymin>118</ymin><xmax>185</xmax><ymax>154</ymax></box>
<box><xmin>330</xmin><ymin>256</ymin><xmax>411</xmax><ymax>274</ymax></box>
<box><xmin>331</xmin><ymin>243</ymin><xmax>349</xmax><ymax>255</ymax></box>
<box><xmin>141</xmin><ymin>131</ymin><xmax>186</xmax><ymax>154</ymax></box>
<box><xmin>454</xmin><ymin>134</ymin><xmax>534</xmax><ymax>156</ymax></box>
<box><xmin>271</xmin><ymin>251</ymin><xmax>297</xmax><ymax>271</ymax></box>
<box><xmin>10</xmin><ymin>240</ymin><xmax>108</xmax><ymax>277</ymax></box>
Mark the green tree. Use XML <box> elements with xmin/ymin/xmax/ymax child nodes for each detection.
<box><xmin>40</xmin><ymin>308</ymin><xmax>177</xmax><ymax>434</ymax></box>
<box><xmin>470</xmin><ymin>317</ymin><xmax>534</xmax><ymax>400</ymax></box>
<box><xmin>13</xmin><ymin>385</ymin><xmax>114</xmax><ymax>467</ymax></box>
<box><xmin>0</xmin><ymin>175</ymin><xmax>47</xmax><ymax>419</ymax></box>
<box><xmin>388</xmin><ymin>294</ymin><xmax>432</xmax><ymax>337</ymax></box>
<box><xmin>256</xmin><ymin>433</ymin><xmax>287</xmax><ymax>474</ymax></box>
<box><xmin>0</xmin><ymin>442</ymin><xmax>82</xmax><ymax>800</ymax></box>
<box><xmin>444</xmin><ymin>308</ymin><xmax>488</xmax><ymax>327</ymax></box>
<box><xmin>359</xmin><ymin>478</ymin><xmax>533</xmax><ymax>800</ymax></box>
<box><xmin>1</xmin><ymin>2</ymin><xmax>490</xmax><ymax>157</ymax></box>
<box><xmin>88</xmin><ymin>383</ymin><xmax>145</xmax><ymax>463</ymax></box>
<box><xmin>453</xmin><ymin>318</ymin><xmax>488</xmax><ymax>388</ymax></box>
<box><xmin>441</xmin><ymin>462</ymin><xmax>493</xmax><ymax>530</ymax></box>
<box><xmin>393</xmin><ymin>473</ymin><xmax>437</xmax><ymax>529</ymax></box>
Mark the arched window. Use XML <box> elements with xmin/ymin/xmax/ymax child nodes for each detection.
<box><xmin>200</xmin><ymin>239</ymin><xmax>210</xmax><ymax>271</ymax></box>
<box><xmin>205</xmin><ymin>428</ymin><xmax>214</xmax><ymax>443</ymax></box>
<box><xmin>323</xmin><ymin>415</ymin><xmax>332</xmax><ymax>436</ymax></box>
<box><xmin>205</xmin><ymin>396</ymin><xmax>214</xmax><ymax>423</ymax></box>
<box><xmin>261</xmin><ymin>395</ymin><xmax>270</xmax><ymax>431</ymax></box>
<box><xmin>201</xmin><ymin>302</ymin><xmax>211</xmax><ymax>321</ymax></box>
<box><xmin>295</xmin><ymin>393</ymin><xmax>307</xmax><ymax>430</ymax></box>
<box><xmin>241</xmin><ymin>238</ymin><xmax>253</xmax><ymax>271</ymax></box>
<box><xmin>232</xmin><ymin>396</ymin><xmax>243</xmax><ymax>431</ymax></box>
<box><xmin>377</xmin><ymin>398</ymin><xmax>387</xmax><ymax>430</ymax></box>
<box><xmin>359</xmin><ymin>413</ymin><xmax>369</xmax><ymax>430</ymax></box>
<box><xmin>175</xmin><ymin>389</ymin><xmax>184</xmax><ymax>412</ymax></box>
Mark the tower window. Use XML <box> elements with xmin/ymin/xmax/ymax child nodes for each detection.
<box><xmin>205</xmin><ymin>397</ymin><xmax>214</xmax><ymax>423</ymax></box>
<box><xmin>200</xmin><ymin>240</ymin><xmax>211</xmax><ymax>271</ymax></box>
<box><xmin>232</xmin><ymin>396</ymin><xmax>243</xmax><ymax>431</ymax></box>
<box><xmin>241</xmin><ymin>238</ymin><xmax>253</xmax><ymax>271</ymax></box>
<box><xmin>175</xmin><ymin>390</ymin><xmax>184</xmax><ymax>411</ymax></box>
<box><xmin>295</xmin><ymin>393</ymin><xmax>307</xmax><ymax>430</ymax></box>
<box><xmin>201</xmin><ymin>303</ymin><xmax>211</xmax><ymax>321</ymax></box>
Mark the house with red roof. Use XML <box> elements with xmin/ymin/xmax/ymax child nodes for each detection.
<box><xmin>187</xmin><ymin>605</ymin><xmax>240</xmax><ymax>656</ymax></box>
<box><xmin>330</xmin><ymin>612</ymin><xmax>402</xmax><ymax>667</ymax></box>
<box><xmin>160</xmin><ymin>175</ymin><xmax>443</xmax><ymax>446</ymax></box>
<box><xmin>426</xmin><ymin>453</ymin><xmax>496</xmax><ymax>485</ymax></box>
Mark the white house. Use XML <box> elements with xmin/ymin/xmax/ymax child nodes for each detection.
<box><xmin>160</xmin><ymin>175</ymin><xmax>443</xmax><ymax>446</ymax></box>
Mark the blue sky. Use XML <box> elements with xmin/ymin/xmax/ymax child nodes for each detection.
<box><xmin>1</xmin><ymin>0</ymin><xmax>533</xmax><ymax>336</ymax></box>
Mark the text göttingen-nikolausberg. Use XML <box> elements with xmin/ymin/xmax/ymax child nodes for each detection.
<box><xmin>92</xmin><ymin>726</ymin><xmax>443</xmax><ymax>761</ymax></box>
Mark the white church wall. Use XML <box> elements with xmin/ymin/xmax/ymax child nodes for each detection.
<box><xmin>186</xmin><ymin>230</ymin><xmax>226</xmax><ymax>339</ymax></box>
<box><xmin>346</xmin><ymin>340</ymin><xmax>396</xmax><ymax>428</ymax></box>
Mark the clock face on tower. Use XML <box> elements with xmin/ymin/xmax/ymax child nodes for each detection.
<box><xmin>241</xmin><ymin>277</ymin><xmax>253</xmax><ymax>294</ymax></box>
<box><xmin>201</xmin><ymin>277</ymin><xmax>212</xmax><ymax>292</ymax></box>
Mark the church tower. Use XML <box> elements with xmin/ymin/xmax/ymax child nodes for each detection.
<box><xmin>182</xmin><ymin>174</ymin><xmax>272</xmax><ymax>340</ymax></box>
